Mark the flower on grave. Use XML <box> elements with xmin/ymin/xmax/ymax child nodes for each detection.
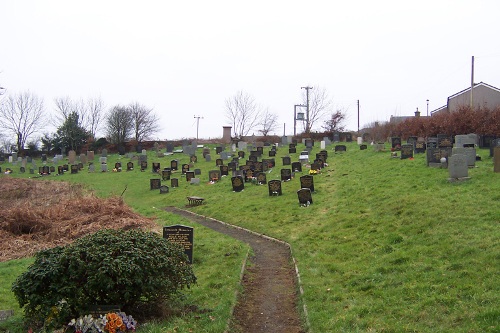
<box><xmin>68</xmin><ymin>312</ymin><xmax>136</xmax><ymax>333</ymax></box>
<box><xmin>309</xmin><ymin>169</ymin><xmax>319</xmax><ymax>175</ymax></box>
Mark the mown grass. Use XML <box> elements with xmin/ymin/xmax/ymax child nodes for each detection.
<box><xmin>1</xmin><ymin>143</ymin><xmax>499</xmax><ymax>332</ymax></box>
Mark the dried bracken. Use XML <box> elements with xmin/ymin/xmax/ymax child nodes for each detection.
<box><xmin>0</xmin><ymin>178</ymin><xmax>159</xmax><ymax>262</ymax></box>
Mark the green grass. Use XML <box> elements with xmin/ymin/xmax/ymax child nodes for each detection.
<box><xmin>1</xmin><ymin>143</ymin><xmax>499</xmax><ymax>332</ymax></box>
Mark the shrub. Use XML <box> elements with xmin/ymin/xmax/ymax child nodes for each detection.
<box><xmin>12</xmin><ymin>229</ymin><xmax>196</xmax><ymax>330</ymax></box>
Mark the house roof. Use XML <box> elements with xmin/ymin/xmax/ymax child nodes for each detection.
<box><xmin>447</xmin><ymin>81</ymin><xmax>500</xmax><ymax>100</ymax></box>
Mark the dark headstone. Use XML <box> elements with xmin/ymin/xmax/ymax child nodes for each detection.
<box><xmin>162</xmin><ymin>169</ymin><xmax>171</xmax><ymax>180</ymax></box>
<box><xmin>171</xmin><ymin>178</ymin><xmax>179</xmax><ymax>187</ymax></box>
<box><xmin>152</xmin><ymin>162</ymin><xmax>161</xmax><ymax>173</ymax></box>
<box><xmin>289</xmin><ymin>147</ymin><xmax>296</xmax><ymax>154</ymax></box>
<box><xmin>400</xmin><ymin>144</ymin><xmax>414</xmax><ymax>159</ymax></box>
<box><xmin>268</xmin><ymin>179</ymin><xmax>282</xmax><ymax>196</ymax></box>
<box><xmin>190</xmin><ymin>155</ymin><xmax>197</xmax><ymax>163</ymax></box>
<box><xmin>140</xmin><ymin>161</ymin><xmax>147</xmax><ymax>171</ymax></box>
<box><xmin>360</xmin><ymin>144</ymin><xmax>367</xmax><ymax>150</ymax></box>
<box><xmin>182</xmin><ymin>164</ymin><xmax>190</xmax><ymax>174</ymax></box>
<box><xmin>281</xmin><ymin>168</ymin><xmax>292</xmax><ymax>181</ymax></box>
<box><xmin>50</xmin><ymin>166</ymin><xmax>55</xmax><ymax>173</ymax></box>
<box><xmin>159</xmin><ymin>185</ymin><xmax>169</xmax><ymax>194</ymax></box>
<box><xmin>282</xmin><ymin>156</ymin><xmax>291</xmax><ymax>165</ymax></box>
<box><xmin>269</xmin><ymin>150</ymin><xmax>276</xmax><ymax>157</ymax></box>
<box><xmin>311</xmin><ymin>162</ymin><xmax>321</xmax><ymax>171</ymax></box>
<box><xmin>291</xmin><ymin>162</ymin><xmax>302</xmax><ymax>172</ymax></box>
<box><xmin>238</xmin><ymin>151</ymin><xmax>245</xmax><ymax>159</ymax></box>
<box><xmin>186</xmin><ymin>171</ymin><xmax>195</xmax><ymax>182</ymax></box>
<box><xmin>150</xmin><ymin>178</ymin><xmax>161</xmax><ymax>190</ymax></box>
<box><xmin>170</xmin><ymin>160</ymin><xmax>178</xmax><ymax>171</ymax></box>
<box><xmin>220</xmin><ymin>165</ymin><xmax>229</xmax><ymax>176</ymax></box>
<box><xmin>163</xmin><ymin>225</ymin><xmax>194</xmax><ymax>263</ymax></box>
<box><xmin>231</xmin><ymin>176</ymin><xmax>245</xmax><ymax>192</ymax></box>
<box><xmin>256</xmin><ymin>172</ymin><xmax>267</xmax><ymax>184</ymax></box>
<box><xmin>216</xmin><ymin>158</ymin><xmax>223</xmax><ymax>166</ymax></box>
<box><xmin>437</xmin><ymin>135</ymin><xmax>453</xmax><ymax>148</ymax></box>
<box><xmin>209</xmin><ymin>170</ymin><xmax>221</xmax><ymax>182</ymax></box>
<box><xmin>335</xmin><ymin>145</ymin><xmax>347</xmax><ymax>152</ymax></box>
<box><xmin>391</xmin><ymin>137</ymin><xmax>401</xmax><ymax>149</ymax></box>
<box><xmin>70</xmin><ymin>165</ymin><xmax>79</xmax><ymax>174</ymax></box>
<box><xmin>414</xmin><ymin>141</ymin><xmax>426</xmax><ymax>154</ymax></box>
<box><xmin>20</xmin><ymin>166</ymin><xmax>25</xmax><ymax>173</ymax></box>
<box><xmin>300</xmin><ymin>175</ymin><xmax>314</xmax><ymax>192</ymax></box>
<box><xmin>297</xmin><ymin>188</ymin><xmax>313</xmax><ymax>206</ymax></box>
<box><xmin>115</xmin><ymin>162</ymin><xmax>122</xmax><ymax>171</ymax></box>
<box><xmin>127</xmin><ymin>162</ymin><xmax>134</xmax><ymax>171</ymax></box>
<box><xmin>216</xmin><ymin>146</ymin><xmax>223</xmax><ymax>154</ymax></box>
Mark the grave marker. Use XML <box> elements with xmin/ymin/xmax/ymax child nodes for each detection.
<box><xmin>160</xmin><ymin>185</ymin><xmax>169</xmax><ymax>194</ymax></box>
<box><xmin>150</xmin><ymin>179</ymin><xmax>161</xmax><ymax>190</ymax></box>
<box><xmin>300</xmin><ymin>175</ymin><xmax>314</xmax><ymax>192</ymax></box>
<box><xmin>231</xmin><ymin>176</ymin><xmax>245</xmax><ymax>192</ymax></box>
<box><xmin>281</xmin><ymin>168</ymin><xmax>292</xmax><ymax>181</ymax></box>
<box><xmin>400</xmin><ymin>144</ymin><xmax>414</xmax><ymax>159</ymax></box>
<box><xmin>268</xmin><ymin>180</ymin><xmax>282</xmax><ymax>196</ymax></box>
<box><xmin>448</xmin><ymin>154</ymin><xmax>469</xmax><ymax>180</ymax></box>
<box><xmin>171</xmin><ymin>178</ymin><xmax>179</xmax><ymax>187</ymax></box>
<box><xmin>163</xmin><ymin>225</ymin><xmax>194</xmax><ymax>263</ymax></box>
<box><xmin>297</xmin><ymin>188</ymin><xmax>313</xmax><ymax>206</ymax></box>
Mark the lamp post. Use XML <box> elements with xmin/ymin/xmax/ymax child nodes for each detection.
<box><xmin>193</xmin><ymin>115</ymin><xmax>203</xmax><ymax>140</ymax></box>
<box><xmin>294</xmin><ymin>104</ymin><xmax>306</xmax><ymax>136</ymax></box>
<box><xmin>426</xmin><ymin>99</ymin><xmax>429</xmax><ymax>116</ymax></box>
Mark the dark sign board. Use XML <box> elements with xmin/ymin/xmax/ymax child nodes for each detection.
<box><xmin>163</xmin><ymin>225</ymin><xmax>194</xmax><ymax>263</ymax></box>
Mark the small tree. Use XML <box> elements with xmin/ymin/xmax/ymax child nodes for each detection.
<box><xmin>53</xmin><ymin>111</ymin><xmax>91</xmax><ymax>153</ymax></box>
<box><xmin>129</xmin><ymin>102</ymin><xmax>160</xmax><ymax>142</ymax></box>
<box><xmin>322</xmin><ymin>109</ymin><xmax>346</xmax><ymax>134</ymax></box>
<box><xmin>258</xmin><ymin>108</ymin><xmax>279</xmax><ymax>137</ymax></box>
<box><xmin>106</xmin><ymin>105</ymin><xmax>133</xmax><ymax>144</ymax></box>
<box><xmin>0</xmin><ymin>91</ymin><xmax>45</xmax><ymax>152</ymax></box>
<box><xmin>225</xmin><ymin>91</ymin><xmax>261</xmax><ymax>139</ymax></box>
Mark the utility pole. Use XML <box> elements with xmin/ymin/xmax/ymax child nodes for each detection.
<box><xmin>470</xmin><ymin>55</ymin><xmax>474</xmax><ymax>109</ymax></box>
<box><xmin>193</xmin><ymin>115</ymin><xmax>203</xmax><ymax>140</ymax></box>
<box><xmin>301</xmin><ymin>86</ymin><xmax>313</xmax><ymax>133</ymax></box>
<box><xmin>357</xmin><ymin>100</ymin><xmax>360</xmax><ymax>133</ymax></box>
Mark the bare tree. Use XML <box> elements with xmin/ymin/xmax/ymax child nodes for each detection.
<box><xmin>0</xmin><ymin>91</ymin><xmax>45</xmax><ymax>152</ymax></box>
<box><xmin>106</xmin><ymin>105</ymin><xmax>133</xmax><ymax>144</ymax></box>
<box><xmin>128</xmin><ymin>102</ymin><xmax>160</xmax><ymax>142</ymax></box>
<box><xmin>322</xmin><ymin>109</ymin><xmax>347</xmax><ymax>134</ymax></box>
<box><xmin>85</xmin><ymin>96</ymin><xmax>105</xmax><ymax>139</ymax></box>
<box><xmin>302</xmin><ymin>86</ymin><xmax>333</xmax><ymax>133</ymax></box>
<box><xmin>225</xmin><ymin>91</ymin><xmax>261</xmax><ymax>139</ymax></box>
<box><xmin>258</xmin><ymin>108</ymin><xmax>279</xmax><ymax>136</ymax></box>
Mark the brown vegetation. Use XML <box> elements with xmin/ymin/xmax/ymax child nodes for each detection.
<box><xmin>0</xmin><ymin>178</ymin><xmax>159</xmax><ymax>262</ymax></box>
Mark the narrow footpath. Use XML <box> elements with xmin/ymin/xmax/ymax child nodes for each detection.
<box><xmin>164</xmin><ymin>207</ymin><xmax>305</xmax><ymax>333</ymax></box>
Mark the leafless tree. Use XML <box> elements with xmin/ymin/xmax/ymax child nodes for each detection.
<box><xmin>322</xmin><ymin>109</ymin><xmax>347</xmax><ymax>134</ymax></box>
<box><xmin>258</xmin><ymin>108</ymin><xmax>279</xmax><ymax>136</ymax></box>
<box><xmin>225</xmin><ymin>91</ymin><xmax>261</xmax><ymax>139</ymax></box>
<box><xmin>128</xmin><ymin>102</ymin><xmax>160</xmax><ymax>142</ymax></box>
<box><xmin>0</xmin><ymin>91</ymin><xmax>46</xmax><ymax>152</ymax></box>
<box><xmin>105</xmin><ymin>105</ymin><xmax>133</xmax><ymax>144</ymax></box>
<box><xmin>302</xmin><ymin>86</ymin><xmax>333</xmax><ymax>133</ymax></box>
<box><xmin>85</xmin><ymin>96</ymin><xmax>106</xmax><ymax>139</ymax></box>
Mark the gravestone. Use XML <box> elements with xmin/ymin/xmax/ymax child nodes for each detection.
<box><xmin>118</xmin><ymin>145</ymin><xmax>126</xmax><ymax>155</ymax></box>
<box><xmin>140</xmin><ymin>161</ymin><xmax>148</xmax><ymax>171</ymax></box>
<box><xmin>182</xmin><ymin>164</ymin><xmax>190</xmax><ymax>174</ymax></box>
<box><xmin>41</xmin><ymin>154</ymin><xmax>47</xmax><ymax>162</ymax></box>
<box><xmin>305</xmin><ymin>139</ymin><xmax>313</xmax><ymax>149</ymax></box>
<box><xmin>171</xmin><ymin>160</ymin><xmax>178</xmax><ymax>171</ymax></box>
<box><xmin>282</xmin><ymin>156</ymin><xmax>291</xmax><ymax>165</ymax></box>
<box><xmin>42</xmin><ymin>166</ymin><xmax>50</xmax><ymax>175</ymax></box>
<box><xmin>455</xmin><ymin>134</ymin><xmax>476</xmax><ymax>148</ymax></box>
<box><xmin>114</xmin><ymin>162</ymin><xmax>122</xmax><ymax>171</ymax></box>
<box><xmin>20</xmin><ymin>166</ymin><xmax>25</xmax><ymax>173</ymax></box>
<box><xmin>190</xmin><ymin>178</ymin><xmax>200</xmax><ymax>185</ymax></box>
<box><xmin>256</xmin><ymin>172</ymin><xmax>267</xmax><ymax>185</ymax></box>
<box><xmin>256</xmin><ymin>146</ymin><xmax>264</xmax><ymax>156</ymax></box>
<box><xmin>300</xmin><ymin>175</ymin><xmax>314</xmax><ymax>192</ymax></box>
<box><xmin>320</xmin><ymin>141</ymin><xmax>326</xmax><ymax>149</ymax></box>
<box><xmin>333</xmin><ymin>133</ymin><xmax>340</xmax><ymax>142</ymax></box>
<box><xmin>171</xmin><ymin>178</ymin><xmax>179</xmax><ymax>187</ymax></box>
<box><xmin>231</xmin><ymin>176</ymin><xmax>245</xmax><ymax>192</ymax></box>
<box><xmin>88</xmin><ymin>163</ymin><xmax>95</xmax><ymax>172</ymax></box>
<box><xmin>426</xmin><ymin>137</ymin><xmax>438</xmax><ymax>149</ymax></box>
<box><xmin>400</xmin><ymin>144</ymin><xmax>414</xmax><ymax>159</ymax></box>
<box><xmin>221</xmin><ymin>151</ymin><xmax>230</xmax><ymax>160</ymax></box>
<box><xmin>209</xmin><ymin>170</ymin><xmax>221</xmax><ymax>182</ymax></box>
<box><xmin>80</xmin><ymin>154</ymin><xmax>87</xmax><ymax>165</ymax></box>
<box><xmin>163</xmin><ymin>225</ymin><xmax>194</xmax><ymax>263</ymax></box>
<box><xmin>437</xmin><ymin>135</ymin><xmax>453</xmax><ymax>148</ymax></box>
<box><xmin>414</xmin><ymin>141</ymin><xmax>426</xmax><ymax>154</ymax></box>
<box><xmin>58</xmin><ymin>166</ymin><xmax>64</xmax><ymax>175</ymax></box>
<box><xmin>407</xmin><ymin>136</ymin><xmax>418</xmax><ymax>145</ymax></box>
<box><xmin>238</xmin><ymin>151</ymin><xmax>245</xmax><ymax>159</ymax></box>
<box><xmin>453</xmin><ymin>147</ymin><xmax>476</xmax><ymax>167</ymax></box>
<box><xmin>489</xmin><ymin>138</ymin><xmax>500</xmax><ymax>157</ymax></box>
<box><xmin>238</xmin><ymin>141</ymin><xmax>247</xmax><ymax>151</ymax></box>
<box><xmin>268</xmin><ymin>180</ymin><xmax>282</xmax><ymax>196</ymax></box>
<box><xmin>289</xmin><ymin>147</ymin><xmax>297</xmax><ymax>154</ymax></box>
<box><xmin>194</xmin><ymin>168</ymin><xmax>201</xmax><ymax>175</ymax></box>
<box><xmin>78</xmin><ymin>162</ymin><xmax>84</xmax><ymax>170</ymax></box>
<box><xmin>101</xmin><ymin>148</ymin><xmax>108</xmax><ymax>157</ymax></box>
<box><xmin>216</xmin><ymin>146</ymin><xmax>223</xmax><ymax>154</ymax></box>
<box><xmin>373</xmin><ymin>143</ymin><xmax>385</xmax><ymax>152</ymax></box>
<box><xmin>162</xmin><ymin>169</ymin><xmax>171</xmax><ymax>180</ymax></box>
<box><xmin>100</xmin><ymin>164</ymin><xmax>107</xmax><ymax>172</ymax></box>
<box><xmin>311</xmin><ymin>162</ymin><xmax>321</xmax><ymax>171</ymax></box>
<box><xmin>360</xmin><ymin>144</ymin><xmax>367</xmax><ymax>150</ymax></box>
<box><xmin>216</xmin><ymin>158</ymin><xmax>223</xmax><ymax>166</ymax></box>
<box><xmin>244</xmin><ymin>169</ymin><xmax>254</xmax><ymax>182</ymax></box>
<box><xmin>99</xmin><ymin>156</ymin><xmax>107</xmax><ymax>164</ymax></box>
<box><xmin>186</xmin><ymin>171</ymin><xmax>195</xmax><ymax>182</ymax></box>
<box><xmin>26</xmin><ymin>156</ymin><xmax>32</xmax><ymax>163</ymax></box>
<box><xmin>127</xmin><ymin>162</ymin><xmax>134</xmax><ymax>171</ymax></box>
<box><xmin>281</xmin><ymin>168</ymin><xmax>292</xmax><ymax>181</ymax></box>
<box><xmin>291</xmin><ymin>162</ymin><xmax>302</xmax><ymax>172</ymax></box>
<box><xmin>152</xmin><ymin>162</ymin><xmax>161</xmax><ymax>173</ymax></box>
<box><xmin>335</xmin><ymin>145</ymin><xmax>347</xmax><ymax>152</ymax></box>
<box><xmin>269</xmin><ymin>150</ymin><xmax>276</xmax><ymax>157</ymax></box>
<box><xmin>205</xmin><ymin>154</ymin><xmax>211</xmax><ymax>162</ymax></box>
<box><xmin>220</xmin><ymin>165</ymin><xmax>229</xmax><ymax>176</ymax></box>
<box><xmin>150</xmin><ymin>179</ymin><xmax>161</xmax><ymax>190</ymax></box>
<box><xmin>448</xmin><ymin>154</ymin><xmax>469</xmax><ymax>179</ymax></box>
<box><xmin>249</xmin><ymin>155</ymin><xmax>257</xmax><ymax>163</ymax></box>
<box><xmin>297</xmin><ymin>188</ymin><xmax>313</xmax><ymax>206</ymax></box>
<box><xmin>190</xmin><ymin>155</ymin><xmax>197</xmax><ymax>163</ymax></box>
<box><xmin>166</xmin><ymin>143</ymin><xmax>174</xmax><ymax>153</ymax></box>
<box><xmin>160</xmin><ymin>185</ymin><xmax>169</xmax><ymax>194</ymax></box>
<box><xmin>49</xmin><ymin>166</ymin><xmax>55</xmax><ymax>173</ymax></box>
<box><xmin>391</xmin><ymin>137</ymin><xmax>401</xmax><ymax>149</ymax></box>
<box><xmin>254</xmin><ymin>161</ymin><xmax>263</xmax><ymax>173</ymax></box>
<box><xmin>427</xmin><ymin>147</ymin><xmax>452</xmax><ymax>167</ymax></box>
<box><xmin>63</xmin><ymin>164</ymin><xmax>69</xmax><ymax>171</ymax></box>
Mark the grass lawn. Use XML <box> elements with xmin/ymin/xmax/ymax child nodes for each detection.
<box><xmin>0</xmin><ymin>142</ymin><xmax>498</xmax><ymax>332</ymax></box>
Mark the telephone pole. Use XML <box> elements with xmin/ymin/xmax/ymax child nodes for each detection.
<box><xmin>301</xmin><ymin>86</ymin><xmax>313</xmax><ymax>133</ymax></box>
<box><xmin>193</xmin><ymin>115</ymin><xmax>203</xmax><ymax>140</ymax></box>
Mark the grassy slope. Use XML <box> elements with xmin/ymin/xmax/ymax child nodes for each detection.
<box><xmin>1</xmin><ymin>143</ymin><xmax>499</xmax><ymax>332</ymax></box>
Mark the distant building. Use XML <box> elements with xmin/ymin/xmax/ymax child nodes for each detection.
<box><xmin>389</xmin><ymin>109</ymin><xmax>425</xmax><ymax>124</ymax></box>
<box><xmin>431</xmin><ymin>81</ymin><xmax>500</xmax><ymax>115</ymax></box>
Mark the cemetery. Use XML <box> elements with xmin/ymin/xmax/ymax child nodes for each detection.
<box><xmin>0</xmin><ymin>137</ymin><xmax>499</xmax><ymax>333</ymax></box>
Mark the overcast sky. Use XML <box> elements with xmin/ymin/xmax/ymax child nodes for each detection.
<box><xmin>1</xmin><ymin>0</ymin><xmax>500</xmax><ymax>141</ymax></box>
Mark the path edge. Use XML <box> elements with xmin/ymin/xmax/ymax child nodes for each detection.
<box><xmin>167</xmin><ymin>206</ymin><xmax>311</xmax><ymax>333</ymax></box>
